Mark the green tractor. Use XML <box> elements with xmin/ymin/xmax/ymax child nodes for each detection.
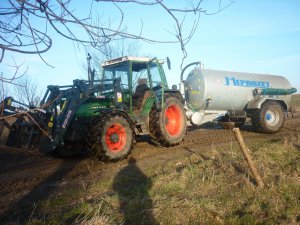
<box><xmin>0</xmin><ymin>56</ymin><xmax>186</xmax><ymax>161</ymax></box>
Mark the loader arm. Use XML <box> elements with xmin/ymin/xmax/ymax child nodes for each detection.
<box><xmin>47</xmin><ymin>78</ymin><xmax>122</xmax><ymax>150</ymax></box>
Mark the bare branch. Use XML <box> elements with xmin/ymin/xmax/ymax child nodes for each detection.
<box><xmin>0</xmin><ymin>0</ymin><xmax>233</xmax><ymax>69</ymax></box>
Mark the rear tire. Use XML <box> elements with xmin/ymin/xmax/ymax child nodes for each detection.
<box><xmin>150</xmin><ymin>96</ymin><xmax>186</xmax><ymax>146</ymax></box>
<box><xmin>251</xmin><ymin>101</ymin><xmax>284</xmax><ymax>133</ymax></box>
<box><xmin>90</xmin><ymin>112</ymin><xmax>133</xmax><ymax>161</ymax></box>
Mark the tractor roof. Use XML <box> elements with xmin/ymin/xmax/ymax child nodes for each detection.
<box><xmin>101</xmin><ymin>56</ymin><xmax>164</xmax><ymax>67</ymax></box>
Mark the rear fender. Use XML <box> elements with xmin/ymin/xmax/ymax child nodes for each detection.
<box><xmin>154</xmin><ymin>90</ymin><xmax>184</xmax><ymax>110</ymax></box>
<box><xmin>102</xmin><ymin>109</ymin><xmax>135</xmax><ymax>127</ymax></box>
<box><xmin>247</xmin><ymin>97</ymin><xmax>288</xmax><ymax>111</ymax></box>
<box><xmin>164</xmin><ymin>90</ymin><xmax>185</xmax><ymax>103</ymax></box>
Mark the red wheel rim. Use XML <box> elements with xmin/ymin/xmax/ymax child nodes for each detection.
<box><xmin>105</xmin><ymin>123</ymin><xmax>126</xmax><ymax>152</ymax></box>
<box><xmin>165</xmin><ymin>105</ymin><xmax>183</xmax><ymax>137</ymax></box>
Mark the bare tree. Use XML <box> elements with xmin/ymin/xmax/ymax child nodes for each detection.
<box><xmin>0</xmin><ymin>0</ymin><xmax>233</xmax><ymax>69</ymax></box>
<box><xmin>1</xmin><ymin>0</ymin><xmax>233</xmax><ymax>112</ymax></box>
<box><xmin>84</xmin><ymin>37</ymin><xmax>141</xmax><ymax>79</ymax></box>
<box><xmin>13</xmin><ymin>74</ymin><xmax>42</xmax><ymax>106</ymax></box>
<box><xmin>94</xmin><ymin>37</ymin><xmax>141</xmax><ymax>61</ymax></box>
<box><xmin>0</xmin><ymin>59</ymin><xmax>28</xmax><ymax>104</ymax></box>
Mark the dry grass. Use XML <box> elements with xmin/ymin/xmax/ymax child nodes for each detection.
<box><xmin>291</xmin><ymin>94</ymin><xmax>300</xmax><ymax>112</ymax></box>
<box><xmin>75</xmin><ymin>142</ymin><xmax>298</xmax><ymax>224</ymax></box>
<box><xmin>10</xmin><ymin>129</ymin><xmax>300</xmax><ymax>225</ymax></box>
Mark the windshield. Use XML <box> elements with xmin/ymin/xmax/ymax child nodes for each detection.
<box><xmin>103</xmin><ymin>63</ymin><xmax>129</xmax><ymax>90</ymax></box>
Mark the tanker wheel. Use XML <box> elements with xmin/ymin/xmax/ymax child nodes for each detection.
<box><xmin>218</xmin><ymin>115</ymin><xmax>246</xmax><ymax>129</ymax></box>
<box><xmin>90</xmin><ymin>112</ymin><xmax>134</xmax><ymax>161</ymax></box>
<box><xmin>150</xmin><ymin>96</ymin><xmax>186</xmax><ymax>146</ymax></box>
<box><xmin>251</xmin><ymin>101</ymin><xmax>284</xmax><ymax>133</ymax></box>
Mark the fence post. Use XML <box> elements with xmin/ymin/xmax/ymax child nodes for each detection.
<box><xmin>232</xmin><ymin>128</ymin><xmax>264</xmax><ymax>188</ymax></box>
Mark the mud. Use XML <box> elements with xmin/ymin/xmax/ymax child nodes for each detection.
<box><xmin>0</xmin><ymin>116</ymin><xmax>299</xmax><ymax>220</ymax></box>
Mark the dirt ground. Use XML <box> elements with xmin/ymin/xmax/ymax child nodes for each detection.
<box><xmin>0</xmin><ymin>114</ymin><xmax>299</xmax><ymax>222</ymax></box>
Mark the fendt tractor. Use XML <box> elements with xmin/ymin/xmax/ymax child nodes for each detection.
<box><xmin>0</xmin><ymin>56</ymin><xmax>187</xmax><ymax>160</ymax></box>
<box><xmin>0</xmin><ymin>56</ymin><xmax>297</xmax><ymax>161</ymax></box>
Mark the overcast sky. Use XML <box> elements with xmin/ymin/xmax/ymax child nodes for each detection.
<box><xmin>1</xmin><ymin>0</ymin><xmax>299</xmax><ymax>93</ymax></box>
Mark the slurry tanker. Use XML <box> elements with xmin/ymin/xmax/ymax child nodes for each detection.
<box><xmin>181</xmin><ymin>62</ymin><xmax>297</xmax><ymax>133</ymax></box>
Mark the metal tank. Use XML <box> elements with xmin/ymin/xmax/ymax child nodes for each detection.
<box><xmin>184</xmin><ymin>68</ymin><xmax>293</xmax><ymax>111</ymax></box>
<box><xmin>180</xmin><ymin>64</ymin><xmax>297</xmax><ymax>133</ymax></box>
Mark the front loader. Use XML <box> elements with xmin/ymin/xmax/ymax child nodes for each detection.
<box><xmin>0</xmin><ymin>56</ymin><xmax>186</xmax><ymax>161</ymax></box>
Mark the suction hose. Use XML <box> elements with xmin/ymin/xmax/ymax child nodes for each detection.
<box><xmin>180</xmin><ymin>61</ymin><xmax>200</xmax><ymax>81</ymax></box>
<box><xmin>179</xmin><ymin>61</ymin><xmax>201</xmax><ymax>99</ymax></box>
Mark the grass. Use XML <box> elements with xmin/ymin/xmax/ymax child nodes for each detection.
<box><xmin>4</xmin><ymin>132</ymin><xmax>300</xmax><ymax>225</ymax></box>
<box><xmin>291</xmin><ymin>94</ymin><xmax>300</xmax><ymax>108</ymax></box>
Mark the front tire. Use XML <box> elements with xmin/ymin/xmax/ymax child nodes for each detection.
<box><xmin>90</xmin><ymin>112</ymin><xmax>133</xmax><ymax>161</ymax></box>
<box><xmin>150</xmin><ymin>96</ymin><xmax>186</xmax><ymax>146</ymax></box>
<box><xmin>251</xmin><ymin>101</ymin><xmax>284</xmax><ymax>133</ymax></box>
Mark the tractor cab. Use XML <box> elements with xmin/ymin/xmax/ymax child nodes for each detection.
<box><xmin>101</xmin><ymin>56</ymin><xmax>168</xmax><ymax>115</ymax></box>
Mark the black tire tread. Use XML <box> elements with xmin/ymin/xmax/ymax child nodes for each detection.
<box><xmin>251</xmin><ymin>101</ymin><xmax>284</xmax><ymax>133</ymax></box>
<box><xmin>250</xmin><ymin>109</ymin><xmax>261</xmax><ymax>131</ymax></box>
<box><xmin>149</xmin><ymin>96</ymin><xmax>186</xmax><ymax>147</ymax></box>
<box><xmin>89</xmin><ymin>112</ymin><xmax>134</xmax><ymax>161</ymax></box>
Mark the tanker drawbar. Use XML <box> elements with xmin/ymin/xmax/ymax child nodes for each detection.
<box><xmin>181</xmin><ymin>65</ymin><xmax>297</xmax><ymax>133</ymax></box>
